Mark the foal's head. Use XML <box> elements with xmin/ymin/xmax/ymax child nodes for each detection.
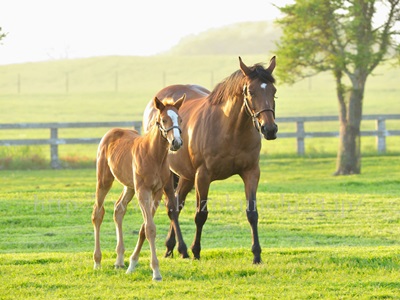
<box><xmin>239</xmin><ymin>56</ymin><xmax>278</xmax><ymax>140</ymax></box>
<box><xmin>154</xmin><ymin>94</ymin><xmax>185</xmax><ymax>151</ymax></box>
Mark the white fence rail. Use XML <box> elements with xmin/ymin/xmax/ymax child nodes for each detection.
<box><xmin>1</xmin><ymin>115</ymin><xmax>399</xmax><ymax>168</ymax></box>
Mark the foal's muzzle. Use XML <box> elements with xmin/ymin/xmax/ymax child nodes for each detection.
<box><xmin>170</xmin><ymin>137</ymin><xmax>183</xmax><ymax>151</ymax></box>
<box><xmin>261</xmin><ymin>123</ymin><xmax>278</xmax><ymax>140</ymax></box>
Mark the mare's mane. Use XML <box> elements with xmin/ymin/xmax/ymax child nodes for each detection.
<box><xmin>208</xmin><ymin>63</ymin><xmax>275</xmax><ymax>105</ymax></box>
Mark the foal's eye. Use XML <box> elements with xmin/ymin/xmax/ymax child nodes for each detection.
<box><xmin>162</xmin><ymin>119</ymin><xmax>167</xmax><ymax>124</ymax></box>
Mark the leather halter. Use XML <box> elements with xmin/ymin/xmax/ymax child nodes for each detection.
<box><xmin>156</xmin><ymin>122</ymin><xmax>182</xmax><ymax>140</ymax></box>
<box><xmin>242</xmin><ymin>85</ymin><xmax>275</xmax><ymax>133</ymax></box>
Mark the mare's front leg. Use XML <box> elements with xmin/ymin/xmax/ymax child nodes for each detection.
<box><xmin>113</xmin><ymin>186</ymin><xmax>135</xmax><ymax>268</ymax></box>
<box><xmin>164</xmin><ymin>174</ymin><xmax>192</xmax><ymax>258</ymax></box>
<box><xmin>191</xmin><ymin>166</ymin><xmax>210</xmax><ymax>260</ymax></box>
<box><xmin>240</xmin><ymin>167</ymin><xmax>262</xmax><ymax>264</ymax></box>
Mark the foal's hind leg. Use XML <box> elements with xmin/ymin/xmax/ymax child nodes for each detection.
<box><xmin>114</xmin><ymin>186</ymin><xmax>135</xmax><ymax>268</ymax></box>
<box><xmin>92</xmin><ymin>162</ymin><xmax>114</xmax><ymax>269</ymax></box>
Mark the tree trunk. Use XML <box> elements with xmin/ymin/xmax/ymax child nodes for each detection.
<box><xmin>334</xmin><ymin>72</ymin><xmax>365</xmax><ymax>175</ymax></box>
<box><xmin>335</xmin><ymin>120</ymin><xmax>361</xmax><ymax>175</ymax></box>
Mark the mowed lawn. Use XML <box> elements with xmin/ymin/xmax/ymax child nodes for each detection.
<box><xmin>0</xmin><ymin>155</ymin><xmax>399</xmax><ymax>299</ymax></box>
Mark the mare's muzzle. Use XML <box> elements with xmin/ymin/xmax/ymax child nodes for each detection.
<box><xmin>261</xmin><ymin>123</ymin><xmax>278</xmax><ymax>140</ymax></box>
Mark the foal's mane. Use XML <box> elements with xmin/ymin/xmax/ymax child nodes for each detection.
<box><xmin>208</xmin><ymin>63</ymin><xmax>275</xmax><ymax>105</ymax></box>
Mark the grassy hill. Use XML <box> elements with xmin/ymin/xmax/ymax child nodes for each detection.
<box><xmin>1</xmin><ymin>54</ymin><xmax>398</xmax><ymax>123</ymax></box>
<box><xmin>167</xmin><ymin>21</ymin><xmax>281</xmax><ymax>55</ymax></box>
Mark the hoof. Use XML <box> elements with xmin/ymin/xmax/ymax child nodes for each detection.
<box><xmin>152</xmin><ymin>276</ymin><xmax>162</xmax><ymax>282</ymax></box>
<box><xmin>253</xmin><ymin>258</ymin><xmax>262</xmax><ymax>264</ymax></box>
<box><xmin>126</xmin><ymin>260</ymin><xmax>138</xmax><ymax>274</ymax></box>
<box><xmin>191</xmin><ymin>244</ymin><xmax>201</xmax><ymax>260</ymax></box>
<box><xmin>178</xmin><ymin>244</ymin><xmax>189</xmax><ymax>259</ymax></box>
<box><xmin>114</xmin><ymin>264</ymin><xmax>126</xmax><ymax>269</ymax></box>
<box><xmin>164</xmin><ymin>249</ymin><xmax>174</xmax><ymax>258</ymax></box>
<box><xmin>93</xmin><ymin>263</ymin><xmax>101</xmax><ymax>270</ymax></box>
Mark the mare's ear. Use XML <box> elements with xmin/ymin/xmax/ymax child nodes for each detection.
<box><xmin>154</xmin><ymin>96</ymin><xmax>165</xmax><ymax>111</ymax></box>
<box><xmin>174</xmin><ymin>94</ymin><xmax>186</xmax><ymax>110</ymax></box>
<box><xmin>239</xmin><ymin>56</ymin><xmax>251</xmax><ymax>76</ymax></box>
<box><xmin>266</xmin><ymin>56</ymin><xmax>276</xmax><ymax>74</ymax></box>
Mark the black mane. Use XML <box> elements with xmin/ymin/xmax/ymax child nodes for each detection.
<box><xmin>208</xmin><ymin>63</ymin><xmax>275</xmax><ymax>105</ymax></box>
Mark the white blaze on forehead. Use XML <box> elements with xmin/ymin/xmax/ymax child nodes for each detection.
<box><xmin>261</xmin><ymin>83</ymin><xmax>267</xmax><ymax>89</ymax></box>
<box><xmin>167</xmin><ymin>109</ymin><xmax>181</xmax><ymax>139</ymax></box>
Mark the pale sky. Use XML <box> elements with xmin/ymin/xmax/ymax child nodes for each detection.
<box><xmin>0</xmin><ymin>0</ymin><xmax>294</xmax><ymax>65</ymax></box>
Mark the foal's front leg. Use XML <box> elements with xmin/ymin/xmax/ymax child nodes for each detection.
<box><xmin>127</xmin><ymin>189</ymin><xmax>162</xmax><ymax>281</ymax></box>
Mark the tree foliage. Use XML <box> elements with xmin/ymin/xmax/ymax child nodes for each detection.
<box><xmin>276</xmin><ymin>0</ymin><xmax>400</xmax><ymax>84</ymax></box>
<box><xmin>275</xmin><ymin>0</ymin><xmax>400</xmax><ymax>175</ymax></box>
<box><xmin>0</xmin><ymin>27</ymin><xmax>6</xmax><ymax>43</ymax></box>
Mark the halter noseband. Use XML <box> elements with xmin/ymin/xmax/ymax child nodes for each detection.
<box><xmin>156</xmin><ymin>122</ymin><xmax>182</xmax><ymax>140</ymax></box>
<box><xmin>243</xmin><ymin>85</ymin><xmax>275</xmax><ymax>134</ymax></box>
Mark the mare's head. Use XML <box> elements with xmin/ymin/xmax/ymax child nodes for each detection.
<box><xmin>240</xmin><ymin>56</ymin><xmax>278</xmax><ymax>140</ymax></box>
<box><xmin>154</xmin><ymin>94</ymin><xmax>185</xmax><ymax>151</ymax></box>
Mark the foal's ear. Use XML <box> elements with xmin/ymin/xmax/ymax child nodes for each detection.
<box><xmin>266</xmin><ymin>56</ymin><xmax>276</xmax><ymax>74</ymax></box>
<box><xmin>174</xmin><ymin>94</ymin><xmax>186</xmax><ymax>110</ymax></box>
<box><xmin>154</xmin><ymin>96</ymin><xmax>165</xmax><ymax>111</ymax></box>
<box><xmin>239</xmin><ymin>56</ymin><xmax>251</xmax><ymax>76</ymax></box>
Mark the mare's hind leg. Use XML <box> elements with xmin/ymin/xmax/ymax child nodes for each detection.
<box><xmin>114</xmin><ymin>186</ymin><xmax>135</xmax><ymax>268</ymax></box>
<box><xmin>164</xmin><ymin>176</ymin><xmax>193</xmax><ymax>258</ymax></box>
<box><xmin>92</xmin><ymin>159</ymin><xmax>114</xmax><ymax>269</ymax></box>
<box><xmin>191</xmin><ymin>166</ymin><xmax>211</xmax><ymax>260</ymax></box>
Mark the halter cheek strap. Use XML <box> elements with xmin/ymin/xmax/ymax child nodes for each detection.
<box><xmin>242</xmin><ymin>85</ymin><xmax>275</xmax><ymax>133</ymax></box>
<box><xmin>156</xmin><ymin>122</ymin><xmax>182</xmax><ymax>140</ymax></box>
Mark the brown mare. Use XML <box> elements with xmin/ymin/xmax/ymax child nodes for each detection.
<box><xmin>92</xmin><ymin>95</ymin><xmax>187</xmax><ymax>281</ymax></box>
<box><xmin>142</xmin><ymin>56</ymin><xmax>278</xmax><ymax>264</ymax></box>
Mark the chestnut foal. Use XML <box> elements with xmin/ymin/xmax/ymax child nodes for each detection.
<box><xmin>92</xmin><ymin>95</ymin><xmax>185</xmax><ymax>281</ymax></box>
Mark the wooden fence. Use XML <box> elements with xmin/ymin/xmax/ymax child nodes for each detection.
<box><xmin>1</xmin><ymin>115</ymin><xmax>399</xmax><ymax>168</ymax></box>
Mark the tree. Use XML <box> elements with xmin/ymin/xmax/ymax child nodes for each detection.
<box><xmin>275</xmin><ymin>0</ymin><xmax>400</xmax><ymax>175</ymax></box>
<box><xmin>0</xmin><ymin>27</ymin><xmax>6</xmax><ymax>43</ymax></box>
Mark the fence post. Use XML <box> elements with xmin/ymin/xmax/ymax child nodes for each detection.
<box><xmin>50</xmin><ymin>128</ymin><xmax>61</xmax><ymax>169</ymax></box>
<box><xmin>376</xmin><ymin>118</ymin><xmax>386</xmax><ymax>153</ymax></box>
<box><xmin>296</xmin><ymin>120</ymin><xmax>305</xmax><ymax>155</ymax></box>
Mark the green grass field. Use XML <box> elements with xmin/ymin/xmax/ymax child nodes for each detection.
<box><xmin>0</xmin><ymin>155</ymin><xmax>399</xmax><ymax>299</ymax></box>
<box><xmin>1</xmin><ymin>55</ymin><xmax>400</xmax><ymax>298</ymax></box>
